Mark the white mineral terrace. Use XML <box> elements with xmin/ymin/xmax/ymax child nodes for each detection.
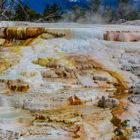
<box><xmin>0</xmin><ymin>21</ymin><xmax>140</xmax><ymax>140</ymax></box>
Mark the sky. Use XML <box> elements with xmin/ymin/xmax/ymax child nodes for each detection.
<box><xmin>6</xmin><ymin>0</ymin><xmax>140</xmax><ymax>14</ymax></box>
<box><xmin>21</xmin><ymin>0</ymin><xmax>90</xmax><ymax>14</ymax></box>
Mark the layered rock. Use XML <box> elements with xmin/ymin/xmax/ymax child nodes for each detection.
<box><xmin>104</xmin><ymin>31</ymin><xmax>140</xmax><ymax>42</ymax></box>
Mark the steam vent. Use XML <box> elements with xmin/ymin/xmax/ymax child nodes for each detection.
<box><xmin>0</xmin><ymin>22</ymin><xmax>140</xmax><ymax>140</ymax></box>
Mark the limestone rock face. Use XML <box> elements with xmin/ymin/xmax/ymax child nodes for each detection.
<box><xmin>0</xmin><ymin>27</ymin><xmax>45</xmax><ymax>39</ymax></box>
<box><xmin>104</xmin><ymin>31</ymin><xmax>140</xmax><ymax>42</ymax></box>
<box><xmin>0</xmin><ymin>22</ymin><xmax>140</xmax><ymax>140</ymax></box>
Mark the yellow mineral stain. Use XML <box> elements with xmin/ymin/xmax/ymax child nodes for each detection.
<box><xmin>0</xmin><ymin>58</ymin><xmax>11</xmax><ymax>73</ymax></box>
<box><xmin>57</xmin><ymin>56</ymin><xmax>75</xmax><ymax>67</ymax></box>
<box><xmin>22</xmin><ymin>38</ymin><xmax>35</xmax><ymax>45</ymax></box>
<box><xmin>9</xmin><ymin>46</ymin><xmax>22</xmax><ymax>54</ymax></box>
<box><xmin>112</xmin><ymin>103</ymin><xmax>124</xmax><ymax>126</ymax></box>
<box><xmin>32</xmin><ymin>57</ymin><xmax>55</xmax><ymax>67</ymax></box>
<box><xmin>20</xmin><ymin>71</ymin><xmax>37</xmax><ymax>78</ymax></box>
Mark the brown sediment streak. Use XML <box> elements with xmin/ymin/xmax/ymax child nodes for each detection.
<box><xmin>4</xmin><ymin>27</ymin><xmax>45</xmax><ymax>40</ymax></box>
<box><xmin>103</xmin><ymin>31</ymin><xmax>109</xmax><ymax>40</ymax></box>
<box><xmin>7</xmin><ymin>79</ymin><xmax>29</xmax><ymax>92</ymax></box>
<box><xmin>104</xmin><ymin>69</ymin><xmax>128</xmax><ymax>90</ymax></box>
<box><xmin>94</xmin><ymin>68</ymin><xmax>128</xmax><ymax>90</ymax></box>
<box><xmin>0</xmin><ymin>27</ymin><xmax>66</xmax><ymax>40</ymax></box>
<box><xmin>89</xmin><ymin>54</ymin><xmax>128</xmax><ymax>89</ymax></box>
<box><xmin>111</xmin><ymin>94</ymin><xmax>130</xmax><ymax>140</ymax></box>
<box><xmin>107</xmin><ymin>69</ymin><xmax>130</xmax><ymax>140</ymax></box>
<box><xmin>46</xmin><ymin>28</ymin><xmax>71</xmax><ymax>39</ymax></box>
<box><xmin>92</xmin><ymin>58</ymin><xmax>128</xmax><ymax>89</ymax></box>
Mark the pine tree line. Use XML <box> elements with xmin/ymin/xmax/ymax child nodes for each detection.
<box><xmin>0</xmin><ymin>0</ymin><xmax>62</xmax><ymax>21</ymax></box>
<box><xmin>0</xmin><ymin>0</ymin><xmax>140</xmax><ymax>22</ymax></box>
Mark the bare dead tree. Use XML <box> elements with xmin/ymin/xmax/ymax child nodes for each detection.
<box><xmin>0</xmin><ymin>0</ymin><xmax>30</xmax><ymax>20</ymax></box>
<box><xmin>0</xmin><ymin>0</ymin><xmax>14</xmax><ymax>20</ymax></box>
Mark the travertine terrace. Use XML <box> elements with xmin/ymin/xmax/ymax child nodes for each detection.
<box><xmin>0</xmin><ymin>21</ymin><xmax>140</xmax><ymax>140</ymax></box>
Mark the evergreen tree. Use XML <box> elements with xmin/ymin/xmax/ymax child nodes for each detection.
<box><xmin>14</xmin><ymin>1</ymin><xmax>42</xmax><ymax>21</ymax></box>
<box><xmin>14</xmin><ymin>2</ymin><xmax>27</xmax><ymax>21</ymax></box>
<box><xmin>89</xmin><ymin>0</ymin><xmax>100</xmax><ymax>12</ymax></box>
<box><xmin>117</xmin><ymin>0</ymin><xmax>131</xmax><ymax>19</ymax></box>
<box><xmin>43</xmin><ymin>3</ymin><xmax>62</xmax><ymax>21</ymax></box>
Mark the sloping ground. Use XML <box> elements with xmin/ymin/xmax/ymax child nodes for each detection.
<box><xmin>0</xmin><ymin>22</ymin><xmax>140</xmax><ymax>140</ymax></box>
<box><xmin>123</xmin><ymin>20</ymin><xmax>140</xmax><ymax>26</ymax></box>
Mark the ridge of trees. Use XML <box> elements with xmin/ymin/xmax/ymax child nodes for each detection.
<box><xmin>0</xmin><ymin>0</ymin><xmax>140</xmax><ymax>22</ymax></box>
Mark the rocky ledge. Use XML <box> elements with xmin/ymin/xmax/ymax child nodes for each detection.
<box><xmin>0</xmin><ymin>22</ymin><xmax>140</xmax><ymax>140</ymax></box>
